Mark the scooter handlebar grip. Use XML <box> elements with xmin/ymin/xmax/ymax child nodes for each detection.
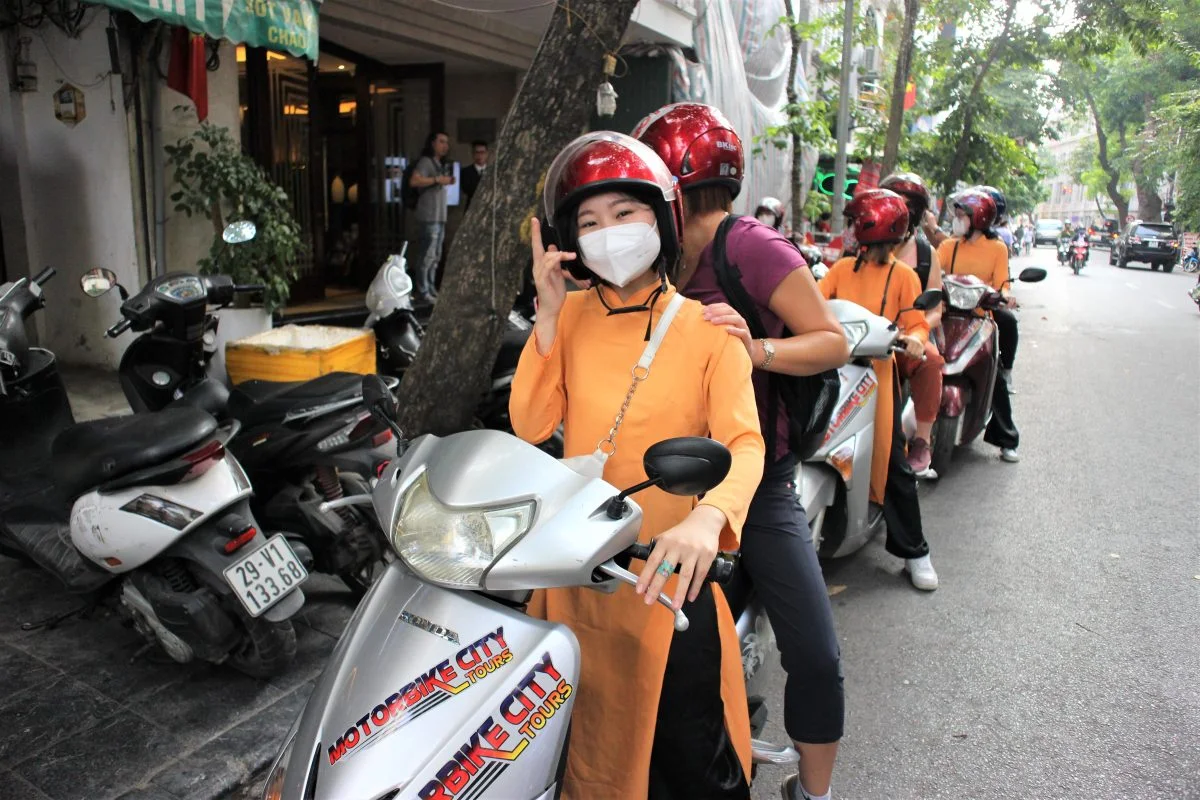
<box><xmin>707</xmin><ymin>556</ymin><xmax>734</xmax><ymax>584</ymax></box>
<box><xmin>33</xmin><ymin>267</ymin><xmax>56</xmax><ymax>285</ymax></box>
<box><xmin>106</xmin><ymin>318</ymin><xmax>132</xmax><ymax>338</ymax></box>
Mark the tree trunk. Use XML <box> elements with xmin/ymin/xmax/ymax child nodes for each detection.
<box><xmin>1133</xmin><ymin>170</ymin><xmax>1163</xmax><ymax>221</ymax></box>
<box><xmin>1083</xmin><ymin>87</ymin><xmax>1128</xmax><ymax>223</ymax></box>
<box><xmin>783</xmin><ymin>0</ymin><xmax>804</xmax><ymax>234</ymax></box>
<box><xmin>880</xmin><ymin>0</ymin><xmax>920</xmax><ymax>177</ymax></box>
<box><xmin>937</xmin><ymin>0</ymin><xmax>1017</xmax><ymax>221</ymax></box>
<box><xmin>395</xmin><ymin>0</ymin><xmax>641</xmax><ymax>436</ymax></box>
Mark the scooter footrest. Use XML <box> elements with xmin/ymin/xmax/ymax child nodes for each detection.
<box><xmin>5</xmin><ymin>519</ymin><xmax>111</xmax><ymax>594</ymax></box>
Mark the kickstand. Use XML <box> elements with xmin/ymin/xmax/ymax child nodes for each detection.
<box><xmin>20</xmin><ymin>597</ymin><xmax>99</xmax><ymax>631</ymax></box>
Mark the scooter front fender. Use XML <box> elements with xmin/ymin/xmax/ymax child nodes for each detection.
<box><xmin>274</xmin><ymin>560</ymin><xmax>580</xmax><ymax>800</ymax></box>
<box><xmin>941</xmin><ymin>383</ymin><xmax>966</xmax><ymax>418</ymax></box>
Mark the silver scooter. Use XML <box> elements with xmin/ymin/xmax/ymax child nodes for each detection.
<box><xmin>262</xmin><ymin>376</ymin><xmax>793</xmax><ymax>799</ymax></box>
<box><xmin>799</xmin><ymin>292</ymin><xmax>940</xmax><ymax>559</ymax></box>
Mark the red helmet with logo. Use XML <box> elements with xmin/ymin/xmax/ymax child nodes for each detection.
<box><xmin>953</xmin><ymin>190</ymin><xmax>998</xmax><ymax>233</ymax></box>
<box><xmin>880</xmin><ymin>172</ymin><xmax>930</xmax><ymax>231</ymax></box>
<box><xmin>843</xmin><ymin>189</ymin><xmax>910</xmax><ymax>247</ymax></box>
<box><xmin>543</xmin><ymin>131</ymin><xmax>683</xmax><ymax>281</ymax></box>
<box><xmin>632</xmin><ymin>103</ymin><xmax>744</xmax><ymax>198</ymax></box>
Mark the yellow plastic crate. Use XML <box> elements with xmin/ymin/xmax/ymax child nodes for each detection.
<box><xmin>225</xmin><ymin>325</ymin><xmax>376</xmax><ymax>385</ymax></box>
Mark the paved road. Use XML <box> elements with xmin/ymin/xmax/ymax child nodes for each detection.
<box><xmin>750</xmin><ymin>245</ymin><xmax>1200</xmax><ymax>799</ymax></box>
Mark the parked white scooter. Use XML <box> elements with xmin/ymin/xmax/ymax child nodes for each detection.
<box><xmin>262</xmin><ymin>376</ymin><xmax>794</xmax><ymax>799</ymax></box>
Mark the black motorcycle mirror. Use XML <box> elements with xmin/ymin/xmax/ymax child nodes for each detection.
<box><xmin>361</xmin><ymin>374</ymin><xmax>403</xmax><ymax>439</ymax></box>
<box><xmin>894</xmin><ymin>288</ymin><xmax>944</xmax><ymax>320</ymax></box>
<box><xmin>79</xmin><ymin>267</ymin><xmax>127</xmax><ymax>300</ymax></box>
<box><xmin>606</xmin><ymin>437</ymin><xmax>732</xmax><ymax>519</ymax></box>
<box><xmin>1018</xmin><ymin>267</ymin><xmax>1047</xmax><ymax>283</ymax></box>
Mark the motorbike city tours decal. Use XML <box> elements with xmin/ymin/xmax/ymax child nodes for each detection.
<box><xmin>822</xmin><ymin>373</ymin><xmax>877</xmax><ymax>444</ymax></box>
<box><xmin>417</xmin><ymin>650</ymin><xmax>575</xmax><ymax>799</ymax></box>
<box><xmin>326</xmin><ymin>627</ymin><xmax>514</xmax><ymax>766</ymax></box>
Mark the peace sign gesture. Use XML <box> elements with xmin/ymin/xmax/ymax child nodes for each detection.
<box><xmin>530</xmin><ymin>217</ymin><xmax>577</xmax><ymax>321</ymax></box>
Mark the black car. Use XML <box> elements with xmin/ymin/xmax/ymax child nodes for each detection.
<box><xmin>1110</xmin><ymin>221</ymin><xmax>1181</xmax><ymax>271</ymax></box>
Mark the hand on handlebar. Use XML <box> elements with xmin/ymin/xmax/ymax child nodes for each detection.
<box><xmin>896</xmin><ymin>334</ymin><xmax>926</xmax><ymax>360</ymax></box>
<box><xmin>635</xmin><ymin>506</ymin><xmax>728</xmax><ymax>610</ymax></box>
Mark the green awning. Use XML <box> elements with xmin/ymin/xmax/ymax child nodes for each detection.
<box><xmin>90</xmin><ymin>0</ymin><xmax>320</xmax><ymax>61</ymax></box>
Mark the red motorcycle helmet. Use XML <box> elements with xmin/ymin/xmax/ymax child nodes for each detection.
<box><xmin>632</xmin><ymin>103</ymin><xmax>744</xmax><ymax>199</ymax></box>
<box><xmin>542</xmin><ymin>131</ymin><xmax>684</xmax><ymax>282</ymax></box>
<box><xmin>880</xmin><ymin>172</ymin><xmax>931</xmax><ymax>232</ymax></box>
<box><xmin>974</xmin><ymin>185</ymin><xmax>1007</xmax><ymax>223</ymax></box>
<box><xmin>843</xmin><ymin>189</ymin><xmax>910</xmax><ymax>248</ymax></box>
<box><xmin>952</xmin><ymin>190</ymin><xmax>998</xmax><ymax>233</ymax></box>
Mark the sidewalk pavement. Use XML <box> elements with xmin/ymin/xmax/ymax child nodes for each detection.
<box><xmin>0</xmin><ymin>366</ymin><xmax>353</xmax><ymax>800</ymax></box>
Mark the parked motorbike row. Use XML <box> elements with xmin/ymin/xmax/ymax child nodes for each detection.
<box><xmin>0</xmin><ymin>223</ymin><xmax>1046</xmax><ymax>799</ymax></box>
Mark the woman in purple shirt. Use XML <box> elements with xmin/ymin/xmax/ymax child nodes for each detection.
<box><xmin>636</xmin><ymin>104</ymin><xmax>849</xmax><ymax>800</ymax></box>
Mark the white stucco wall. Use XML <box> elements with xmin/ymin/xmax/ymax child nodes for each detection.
<box><xmin>0</xmin><ymin>23</ymin><xmax>141</xmax><ymax>368</ymax></box>
<box><xmin>0</xmin><ymin>26</ymin><xmax>242</xmax><ymax>369</ymax></box>
<box><xmin>160</xmin><ymin>40</ymin><xmax>241</xmax><ymax>278</ymax></box>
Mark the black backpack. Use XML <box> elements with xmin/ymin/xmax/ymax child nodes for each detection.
<box><xmin>710</xmin><ymin>216</ymin><xmax>841</xmax><ymax>462</ymax></box>
<box><xmin>402</xmin><ymin>158</ymin><xmax>422</xmax><ymax>211</ymax></box>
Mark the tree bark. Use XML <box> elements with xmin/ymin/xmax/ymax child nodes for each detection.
<box><xmin>880</xmin><ymin>0</ymin><xmax>920</xmax><ymax>177</ymax></box>
<box><xmin>937</xmin><ymin>0</ymin><xmax>1017</xmax><ymax>221</ymax></box>
<box><xmin>783</xmin><ymin>0</ymin><xmax>804</xmax><ymax>234</ymax></box>
<box><xmin>1083</xmin><ymin>86</ymin><xmax>1129</xmax><ymax>223</ymax></box>
<box><xmin>395</xmin><ymin>0</ymin><xmax>641</xmax><ymax>436</ymax></box>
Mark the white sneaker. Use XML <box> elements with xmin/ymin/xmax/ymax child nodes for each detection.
<box><xmin>1000</xmin><ymin>448</ymin><xmax>1020</xmax><ymax>463</ymax></box>
<box><xmin>905</xmin><ymin>555</ymin><xmax>939</xmax><ymax>591</ymax></box>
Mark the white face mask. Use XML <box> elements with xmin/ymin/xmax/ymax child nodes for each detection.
<box><xmin>576</xmin><ymin>222</ymin><xmax>661</xmax><ymax>287</ymax></box>
<box><xmin>952</xmin><ymin>217</ymin><xmax>970</xmax><ymax>237</ymax></box>
<box><xmin>757</xmin><ymin>213</ymin><xmax>777</xmax><ymax>227</ymax></box>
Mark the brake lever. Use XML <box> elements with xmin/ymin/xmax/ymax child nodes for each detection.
<box><xmin>595</xmin><ymin>560</ymin><xmax>689</xmax><ymax>631</ymax></box>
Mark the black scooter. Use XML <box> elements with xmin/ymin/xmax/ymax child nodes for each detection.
<box><xmin>82</xmin><ymin>227</ymin><xmax>395</xmax><ymax>597</ymax></box>
<box><xmin>364</xmin><ymin>253</ymin><xmax>564</xmax><ymax>457</ymax></box>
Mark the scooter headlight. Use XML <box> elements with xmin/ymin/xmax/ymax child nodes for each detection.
<box><xmin>841</xmin><ymin>320</ymin><xmax>869</xmax><ymax>353</ymax></box>
<box><xmin>944</xmin><ymin>282</ymin><xmax>987</xmax><ymax>311</ymax></box>
<box><xmin>391</xmin><ymin>473</ymin><xmax>535</xmax><ymax>588</ymax></box>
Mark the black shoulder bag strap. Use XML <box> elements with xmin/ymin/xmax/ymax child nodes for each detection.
<box><xmin>948</xmin><ymin>240</ymin><xmax>961</xmax><ymax>275</ymax></box>
<box><xmin>915</xmin><ymin>236</ymin><xmax>932</xmax><ymax>289</ymax></box>
<box><xmin>709</xmin><ymin>215</ymin><xmax>782</xmax><ymax>462</ymax></box>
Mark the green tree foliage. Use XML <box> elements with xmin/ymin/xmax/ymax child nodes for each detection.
<box><xmin>164</xmin><ymin>124</ymin><xmax>306</xmax><ymax>312</ymax></box>
<box><xmin>1054</xmin><ymin>0</ymin><xmax>1200</xmax><ymax>224</ymax></box>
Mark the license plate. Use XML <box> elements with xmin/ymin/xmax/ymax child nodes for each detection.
<box><xmin>223</xmin><ymin>534</ymin><xmax>308</xmax><ymax>617</ymax></box>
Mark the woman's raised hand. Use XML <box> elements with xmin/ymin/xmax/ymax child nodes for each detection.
<box><xmin>530</xmin><ymin>217</ymin><xmax>576</xmax><ymax>321</ymax></box>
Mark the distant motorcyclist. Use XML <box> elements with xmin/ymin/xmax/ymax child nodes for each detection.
<box><xmin>936</xmin><ymin>189</ymin><xmax>1023</xmax><ymax>463</ymax></box>
<box><xmin>755</xmin><ymin>196</ymin><xmax>786</xmax><ymax>231</ymax></box>
<box><xmin>880</xmin><ymin>171</ymin><xmax>944</xmax><ymax>478</ymax></box>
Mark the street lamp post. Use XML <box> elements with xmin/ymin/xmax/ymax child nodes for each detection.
<box><xmin>832</xmin><ymin>0</ymin><xmax>856</xmax><ymax>234</ymax></box>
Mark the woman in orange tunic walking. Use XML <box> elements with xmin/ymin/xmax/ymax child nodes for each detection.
<box><xmin>818</xmin><ymin>189</ymin><xmax>939</xmax><ymax>591</ymax></box>
<box><xmin>509</xmin><ymin>132</ymin><xmax>765</xmax><ymax>798</ymax></box>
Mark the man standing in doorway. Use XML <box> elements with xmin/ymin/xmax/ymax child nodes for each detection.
<box><xmin>461</xmin><ymin>140</ymin><xmax>488</xmax><ymax>210</ymax></box>
<box><xmin>410</xmin><ymin>131</ymin><xmax>453</xmax><ymax>304</ymax></box>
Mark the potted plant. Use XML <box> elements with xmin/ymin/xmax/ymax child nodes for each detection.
<box><xmin>165</xmin><ymin>122</ymin><xmax>307</xmax><ymax>382</ymax></box>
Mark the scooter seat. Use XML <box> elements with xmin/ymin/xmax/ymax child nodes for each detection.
<box><xmin>52</xmin><ymin>407</ymin><xmax>218</xmax><ymax>497</ymax></box>
<box><xmin>227</xmin><ymin>371</ymin><xmax>364</xmax><ymax>427</ymax></box>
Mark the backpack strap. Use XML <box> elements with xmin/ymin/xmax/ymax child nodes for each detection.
<box><xmin>709</xmin><ymin>215</ymin><xmax>780</xmax><ymax>462</ymax></box>
<box><xmin>915</xmin><ymin>235</ymin><xmax>932</xmax><ymax>289</ymax></box>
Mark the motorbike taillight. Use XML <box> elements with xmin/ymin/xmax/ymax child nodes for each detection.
<box><xmin>181</xmin><ymin>439</ymin><xmax>226</xmax><ymax>480</ymax></box>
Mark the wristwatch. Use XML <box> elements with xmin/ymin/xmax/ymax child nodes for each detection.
<box><xmin>758</xmin><ymin>338</ymin><xmax>776</xmax><ymax>370</ymax></box>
